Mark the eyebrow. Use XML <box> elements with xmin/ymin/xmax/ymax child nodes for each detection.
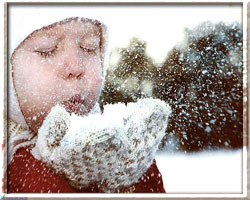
<box><xmin>29</xmin><ymin>35</ymin><xmax>63</xmax><ymax>51</ymax></box>
<box><xmin>80</xmin><ymin>33</ymin><xmax>100</xmax><ymax>46</ymax></box>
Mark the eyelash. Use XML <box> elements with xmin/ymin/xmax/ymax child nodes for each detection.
<box><xmin>34</xmin><ymin>46</ymin><xmax>97</xmax><ymax>58</ymax></box>
<box><xmin>35</xmin><ymin>46</ymin><xmax>58</xmax><ymax>58</ymax></box>
<box><xmin>80</xmin><ymin>46</ymin><xmax>97</xmax><ymax>54</ymax></box>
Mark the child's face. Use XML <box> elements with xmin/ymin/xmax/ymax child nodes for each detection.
<box><xmin>12</xmin><ymin>20</ymin><xmax>103</xmax><ymax>132</ymax></box>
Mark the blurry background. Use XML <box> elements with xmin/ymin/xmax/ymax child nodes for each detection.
<box><xmin>9</xmin><ymin>3</ymin><xmax>244</xmax><ymax>193</ymax></box>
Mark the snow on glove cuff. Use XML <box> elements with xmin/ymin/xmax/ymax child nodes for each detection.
<box><xmin>33</xmin><ymin>98</ymin><xmax>171</xmax><ymax>192</ymax></box>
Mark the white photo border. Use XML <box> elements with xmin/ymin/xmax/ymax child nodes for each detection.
<box><xmin>1</xmin><ymin>1</ymin><xmax>248</xmax><ymax>200</ymax></box>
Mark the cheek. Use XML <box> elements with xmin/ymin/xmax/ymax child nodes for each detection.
<box><xmin>15</xmin><ymin>54</ymin><xmax>59</xmax><ymax>101</ymax></box>
<box><xmin>13</xmin><ymin>53</ymin><xmax>63</xmax><ymax>128</ymax></box>
<box><xmin>84</xmin><ymin>55</ymin><xmax>103</xmax><ymax>94</ymax></box>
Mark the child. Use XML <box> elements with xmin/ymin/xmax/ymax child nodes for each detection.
<box><xmin>8</xmin><ymin>17</ymin><xmax>168</xmax><ymax>193</ymax></box>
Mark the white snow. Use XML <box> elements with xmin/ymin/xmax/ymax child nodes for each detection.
<box><xmin>156</xmin><ymin>149</ymin><xmax>242</xmax><ymax>193</ymax></box>
<box><xmin>34</xmin><ymin>98</ymin><xmax>172</xmax><ymax>192</ymax></box>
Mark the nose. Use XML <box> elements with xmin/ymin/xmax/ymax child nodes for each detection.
<box><xmin>61</xmin><ymin>40</ymin><xmax>84</xmax><ymax>80</ymax></box>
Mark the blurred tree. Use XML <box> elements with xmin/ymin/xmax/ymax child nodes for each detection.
<box><xmin>113</xmin><ymin>38</ymin><xmax>155</xmax><ymax>81</ymax></box>
<box><xmin>100</xmin><ymin>22</ymin><xmax>243</xmax><ymax>152</ymax></box>
<box><xmin>154</xmin><ymin>22</ymin><xmax>243</xmax><ymax>151</ymax></box>
<box><xmin>99</xmin><ymin>38</ymin><xmax>157</xmax><ymax>108</ymax></box>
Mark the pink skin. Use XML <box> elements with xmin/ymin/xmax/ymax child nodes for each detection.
<box><xmin>11</xmin><ymin>19</ymin><xmax>104</xmax><ymax>133</ymax></box>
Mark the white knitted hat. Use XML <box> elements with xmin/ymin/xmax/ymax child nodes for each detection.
<box><xmin>8</xmin><ymin>17</ymin><xmax>109</xmax><ymax>163</ymax></box>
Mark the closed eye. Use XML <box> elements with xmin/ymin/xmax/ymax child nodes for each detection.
<box><xmin>34</xmin><ymin>46</ymin><xmax>58</xmax><ymax>58</ymax></box>
<box><xmin>80</xmin><ymin>46</ymin><xmax>97</xmax><ymax>54</ymax></box>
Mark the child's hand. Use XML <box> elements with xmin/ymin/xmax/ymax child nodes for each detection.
<box><xmin>34</xmin><ymin>98</ymin><xmax>171</xmax><ymax>192</ymax></box>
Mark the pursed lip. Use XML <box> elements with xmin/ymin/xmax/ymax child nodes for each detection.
<box><xmin>62</xmin><ymin>94</ymin><xmax>87</xmax><ymax>115</ymax></box>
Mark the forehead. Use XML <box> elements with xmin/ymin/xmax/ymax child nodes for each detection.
<box><xmin>28</xmin><ymin>20</ymin><xmax>101</xmax><ymax>43</ymax></box>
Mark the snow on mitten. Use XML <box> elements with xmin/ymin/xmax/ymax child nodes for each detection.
<box><xmin>33</xmin><ymin>98</ymin><xmax>171</xmax><ymax>192</ymax></box>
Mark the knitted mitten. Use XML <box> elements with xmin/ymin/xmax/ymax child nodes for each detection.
<box><xmin>33</xmin><ymin>98</ymin><xmax>171</xmax><ymax>192</ymax></box>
